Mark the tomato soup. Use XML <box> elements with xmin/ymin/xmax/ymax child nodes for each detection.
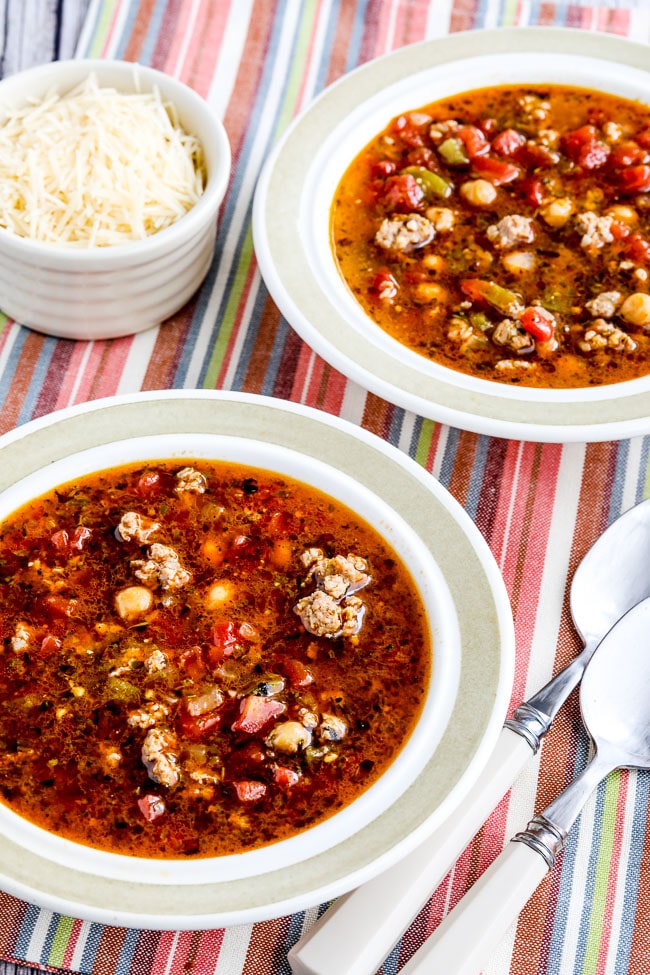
<box><xmin>332</xmin><ymin>84</ymin><xmax>650</xmax><ymax>388</ymax></box>
<box><xmin>0</xmin><ymin>460</ymin><xmax>430</xmax><ymax>858</ymax></box>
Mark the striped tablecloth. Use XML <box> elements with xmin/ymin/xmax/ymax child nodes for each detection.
<box><xmin>1</xmin><ymin>1</ymin><xmax>650</xmax><ymax>973</ymax></box>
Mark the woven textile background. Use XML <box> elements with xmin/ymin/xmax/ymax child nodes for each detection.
<box><xmin>0</xmin><ymin>1</ymin><xmax>650</xmax><ymax>973</ymax></box>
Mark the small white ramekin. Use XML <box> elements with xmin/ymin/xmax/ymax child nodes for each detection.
<box><xmin>0</xmin><ymin>59</ymin><xmax>231</xmax><ymax>340</ymax></box>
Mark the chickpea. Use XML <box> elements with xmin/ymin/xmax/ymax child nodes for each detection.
<box><xmin>540</xmin><ymin>198</ymin><xmax>573</xmax><ymax>228</ymax></box>
<box><xmin>502</xmin><ymin>250</ymin><xmax>536</xmax><ymax>275</ymax></box>
<box><xmin>206</xmin><ymin>580</ymin><xmax>235</xmax><ymax>608</ymax></box>
<box><xmin>459</xmin><ymin>179</ymin><xmax>497</xmax><ymax>207</ymax></box>
<box><xmin>425</xmin><ymin>206</ymin><xmax>455</xmax><ymax>232</ymax></box>
<box><xmin>620</xmin><ymin>292</ymin><xmax>650</xmax><ymax>326</ymax></box>
<box><xmin>413</xmin><ymin>281</ymin><xmax>448</xmax><ymax>304</ymax></box>
<box><xmin>421</xmin><ymin>253</ymin><xmax>446</xmax><ymax>272</ymax></box>
<box><xmin>114</xmin><ymin>585</ymin><xmax>153</xmax><ymax>621</ymax></box>
<box><xmin>606</xmin><ymin>204</ymin><xmax>638</xmax><ymax>226</ymax></box>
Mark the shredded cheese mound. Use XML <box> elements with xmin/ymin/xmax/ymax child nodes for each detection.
<box><xmin>0</xmin><ymin>74</ymin><xmax>207</xmax><ymax>247</ymax></box>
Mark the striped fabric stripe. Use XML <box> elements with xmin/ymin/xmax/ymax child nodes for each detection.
<box><xmin>0</xmin><ymin>2</ymin><xmax>649</xmax><ymax>974</ymax></box>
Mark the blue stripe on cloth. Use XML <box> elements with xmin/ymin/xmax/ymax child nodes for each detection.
<box><xmin>189</xmin><ymin>2</ymin><xmax>303</xmax><ymax>390</ymax></box>
<box><xmin>13</xmin><ymin>902</ymin><xmax>42</xmax><ymax>962</ymax></box>
<box><xmin>0</xmin><ymin>328</ymin><xmax>29</xmax><ymax>421</ymax></box>
<box><xmin>114</xmin><ymin>927</ymin><xmax>140</xmax><ymax>975</ymax></box>
<box><xmin>615</xmin><ymin>771</ymin><xmax>649</xmax><ymax>973</ymax></box>
<box><xmin>16</xmin><ymin>337</ymin><xmax>58</xmax><ymax>427</ymax></box>
<box><xmin>465</xmin><ymin>435</ymin><xmax>491</xmax><ymax>522</ymax></box>
<box><xmin>79</xmin><ymin>921</ymin><xmax>105</xmax><ymax>972</ymax></box>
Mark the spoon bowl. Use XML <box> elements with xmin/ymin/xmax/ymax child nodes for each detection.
<box><xmin>398</xmin><ymin>596</ymin><xmax>650</xmax><ymax>975</ymax></box>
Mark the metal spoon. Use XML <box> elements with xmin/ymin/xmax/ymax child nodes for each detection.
<box><xmin>399</xmin><ymin>594</ymin><xmax>650</xmax><ymax>975</ymax></box>
<box><xmin>289</xmin><ymin>498</ymin><xmax>650</xmax><ymax>975</ymax></box>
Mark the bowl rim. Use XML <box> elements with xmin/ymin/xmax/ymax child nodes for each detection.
<box><xmin>252</xmin><ymin>26</ymin><xmax>650</xmax><ymax>442</ymax></box>
<box><xmin>0</xmin><ymin>58</ymin><xmax>232</xmax><ymax>267</ymax></box>
<box><xmin>0</xmin><ymin>430</ymin><xmax>461</xmax><ymax>886</ymax></box>
<box><xmin>0</xmin><ymin>389</ymin><xmax>514</xmax><ymax>928</ymax></box>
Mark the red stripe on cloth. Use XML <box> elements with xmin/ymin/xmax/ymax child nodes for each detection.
<box><xmin>141</xmin><ymin>307</ymin><xmax>196</xmax><ymax>391</ymax></box>
<box><xmin>446</xmin><ymin>431</ymin><xmax>480</xmax><ymax>511</ymax></box>
<box><xmin>595</xmin><ymin>774</ymin><xmax>629</xmax><ymax>974</ymax></box>
<box><xmin>128</xmin><ymin>930</ymin><xmax>163</xmax><ymax>975</ymax></box>
<box><xmin>187</xmin><ymin>929</ymin><xmax>225</xmax><ymax>974</ymax></box>
<box><xmin>149</xmin><ymin>0</ymin><xmax>185</xmax><ymax>71</ymax></box>
<box><xmin>0</xmin><ymin>892</ymin><xmax>27</xmax><ymax>957</ymax></box>
<box><xmin>243</xmin><ymin>915</ymin><xmax>291</xmax><ymax>973</ymax></box>
<box><xmin>394</xmin><ymin>0</ymin><xmax>430</xmax><ymax>48</ymax></box>
<box><xmin>357</xmin><ymin>0</ymin><xmax>384</xmax><ymax>64</ymax></box>
<box><xmin>222</xmin><ymin>1</ymin><xmax>279</xmax><ymax>167</ymax></box>
<box><xmin>0</xmin><ymin>332</ymin><xmax>46</xmax><ymax>434</ymax></box>
<box><xmin>180</xmin><ymin>1</ymin><xmax>233</xmax><ymax>97</ymax></box>
<box><xmin>449</xmin><ymin>0</ymin><xmax>480</xmax><ymax>33</ymax></box>
<box><xmin>597</xmin><ymin>8</ymin><xmax>631</xmax><ymax>35</ymax></box>
<box><xmin>271</xmin><ymin>326</ymin><xmax>305</xmax><ymax>402</ymax></box>
<box><xmin>32</xmin><ymin>342</ymin><xmax>77</xmax><ymax>419</ymax></box>
<box><xmin>61</xmin><ymin>918</ymin><xmax>84</xmax><ymax>970</ymax></box>
<box><xmin>324</xmin><ymin>2</ymin><xmax>360</xmax><ymax>87</ymax></box>
<box><xmin>123</xmin><ymin>0</ymin><xmax>157</xmax><ymax>61</ymax></box>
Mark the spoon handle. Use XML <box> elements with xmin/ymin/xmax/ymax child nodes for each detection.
<box><xmin>393</xmin><ymin>751</ymin><xmax>616</xmax><ymax>975</ymax></box>
<box><xmin>287</xmin><ymin>726</ymin><xmax>532</xmax><ymax>975</ymax></box>
<box><xmin>396</xmin><ymin>840</ymin><xmax>550</xmax><ymax>975</ymax></box>
<box><xmin>288</xmin><ymin>649</ymin><xmax>591</xmax><ymax>975</ymax></box>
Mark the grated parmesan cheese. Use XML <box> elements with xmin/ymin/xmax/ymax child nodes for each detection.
<box><xmin>0</xmin><ymin>73</ymin><xmax>207</xmax><ymax>247</ymax></box>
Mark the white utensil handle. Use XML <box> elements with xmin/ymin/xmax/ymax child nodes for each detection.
<box><xmin>288</xmin><ymin>726</ymin><xmax>533</xmax><ymax>975</ymax></box>
<box><xmin>398</xmin><ymin>839</ymin><xmax>549</xmax><ymax>975</ymax></box>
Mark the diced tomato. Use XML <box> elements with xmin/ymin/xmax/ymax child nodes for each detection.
<box><xmin>50</xmin><ymin>530</ymin><xmax>69</xmax><ymax>551</ymax></box>
<box><xmin>611</xmin><ymin>141</ymin><xmax>646</xmax><ymax>169</ymax></box>
<box><xmin>393</xmin><ymin>112</ymin><xmax>432</xmax><ymax>148</ymax></box>
<box><xmin>178</xmin><ymin>707</ymin><xmax>222</xmax><ymax>741</ymax></box>
<box><xmin>380</xmin><ymin>174</ymin><xmax>425</xmax><ymax>212</ymax></box>
<box><xmin>283</xmin><ymin>658</ymin><xmax>314</xmax><ymax>687</ymax></box>
<box><xmin>471</xmin><ymin>155</ymin><xmax>520</xmax><ymax>185</ymax></box>
<box><xmin>40</xmin><ymin>594</ymin><xmax>77</xmax><ymax>620</ymax></box>
<box><xmin>137</xmin><ymin>794</ymin><xmax>166</xmax><ymax>822</ymax></box>
<box><xmin>69</xmin><ymin>526</ymin><xmax>92</xmax><ymax>551</ymax></box>
<box><xmin>636</xmin><ymin>129</ymin><xmax>650</xmax><ymax>150</ymax></box>
<box><xmin>457</xmin><ymin>125</ymin><xmax>490</xmax><ymax>159</ymax></box>
<box><xmin>609</xmin><ymin>220</ymin><xmax>630</xmax><ymax>241</ymax></box>
<box><xmin>624</xmin><ymin>233</ymin><xmax>650</xmax><ymax>264</ymax></box>
<box><xmin>563</xmin><ymin>125</ymin><xmax>610</xmax><ymax>169</ymax></box>
<box><xmin>273</xmin><ymin>766</ymin><xmax>301</xmax><ymax>788</ymax></box>
<box><xmin>234</xmin><ymin>780</ymin><xmax>268</xmax><ymax>803</ymax></box>
<box><xmin>618</xmin><ymin>165</ymin><xmax>650</xmax><ymax>193</ymax></box>
<box><xmin>40</xmin><ymin>634</ymin><xmax>61</xmax><ymax>656</ymax></box>
<box><xmin>515</xmin><ymin>141</ymin><xmax>557</xmax><ymax>169</ymax></box>
<box><xmin>266</xmin><ymin>510</ymin><xmax>291</xmax><ymax>536</ymax></box>
<box><xmin>179</xmin><ymin>646</ymin><xmax>207</xmax><ymax>681</ymax></box>
<box><xmin>207</xmin><ymin>621</ymin><xmax>239</xmax><ymax>664</ymax></box>
<box><xmin>137</xmin><ymin>471</ymin><xmax>161</xmax><ymax>496</ymax></box>
<box><xmin>227</xmin><ymin>741</ymin><xmax>266</xmax><ymax>778</ymax></box>
<box><xmin>478</xmin><ymin>117</ymin><xmax>498</xmax><ymax>137</ymax></box>
<box><xmin>225</xmin><ymin>534</ymin><xmax>262</xmax><ymax>561</ymax></box>
<box><xmin>231</xmin><ymin>695</ymin><xmax>286</xmax><ymax>735</ymax></box>
<box><xmin>405</xmin><ymin>147</ymin><xmax>437</xmax><ymax>170</ymax></box>
<box><xmin>50</xmin><ymin>526</ymin><xmax>91</xmax><ymax>554</ymax></box>
<box><xmin>237</xmin><ymin>621</ymin><xmax>258</xmax><ymax>642</ymax></box>
<box><xmin>369</xmin><ymin>159</ymin><xmax>397</xmax><ymax>179</ymax></box>
<box><xmin>520</xmin><ymin>177</ymin><xmax>546</xmax><ymax>207</ymax></box>
<box><xmin>370</xmin><ymin>269</ymin><xmax>399</xmax><ymax>300</ymax></box>
<box><xmin>520</xmin><ymin>306</ymin><xmax>556</xmax><ymax>342</ymax></box>
<box><xmin>491</xmin><ymin>128</ymin><xmax>526</xmax><ymax>156</ymax></box>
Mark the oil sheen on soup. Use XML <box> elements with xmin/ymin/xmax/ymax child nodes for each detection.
<box><xmin>0</xmin><ymin>460</ymin><xmax>430</xmax><ymax>858</ymax></box>
<box><xmin>331</xmin><ymin>84</ymin><xmax>650</xmax><ymax>389</ymax></box>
